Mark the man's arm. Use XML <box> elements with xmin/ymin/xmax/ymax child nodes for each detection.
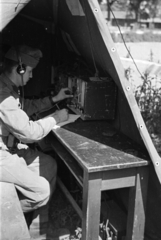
<box><xmin>23</xmin><ymin>96</ymin><xmax>53</xmax><ymax>117</ymax></box>
<box><xmin>23</xmin><ymin>88</ymin><xmax>73</xmax><ymax>117</ymax></box>
<box><xmin>0</xmin><ymin>94</ymin><xmax>68</xmax><ymax>144</ymax></box>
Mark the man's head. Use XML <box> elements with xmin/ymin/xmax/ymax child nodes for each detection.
<box><xmin>3</xmin><ymin>45</ymin><xmax>43</xmax><ymax>86</ymax></box>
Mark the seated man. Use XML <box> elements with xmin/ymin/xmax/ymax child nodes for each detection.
<box><xmin>0</xmin><ymin>45</ymin><xmax>72</xmax><ymax>239</ymax></box>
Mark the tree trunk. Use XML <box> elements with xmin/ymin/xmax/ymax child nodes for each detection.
<box><xmin>107</xmin><ymin>0</ymin><xmax>111</xmax><ymax>21</ymax></box>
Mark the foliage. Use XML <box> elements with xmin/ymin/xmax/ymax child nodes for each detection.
<box><xmin>133</xmin><ymin>73</ymin><xmax>161</xmax><ymax>153</ymax></box>
<box><xmin>139</xmin><ymin>0</ymin><xmax>160</xmax><ymax>19</ymax></box>
<box><xmin>127</xmin><ymin>0</ymin><xmax>159</xmax><ymax>20</ymax></box>
<box><xmin>125</xmin><ymin>66</ymin><xmax>161</xmax><ymax>154</ymax></box>
<box><xmin>99</xmin><ymin>0</ymin><xmax>160</xmax><ymax>23</ymax></box>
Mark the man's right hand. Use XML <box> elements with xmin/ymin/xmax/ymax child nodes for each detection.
<box><xmin>53</xmin><ymin>109</ymin><xmax>69</xmax><ymax>123</ymax></box>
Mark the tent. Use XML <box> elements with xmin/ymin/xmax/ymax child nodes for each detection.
<box><xmin>0</xmin><ymin>0</ymin><xmax>161</xmax><ymax>239</ymax></box>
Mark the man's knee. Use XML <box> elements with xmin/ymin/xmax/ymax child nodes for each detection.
<box><xmin>35</xmin><ymin>176</ymin><xmax>50</xmax><ymax>207</ymax></box>
<box><xmin>19</xmin><ymin>176</ymin><xmax>50</xmax><ymax>212</ymax></box>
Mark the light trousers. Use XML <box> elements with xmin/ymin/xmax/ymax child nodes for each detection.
<box><xmin>0</xmin><ymin>143</ymin><xmax>57</xmax><ymax>213</ymax></box>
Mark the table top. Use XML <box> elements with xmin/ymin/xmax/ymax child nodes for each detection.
<box><xmin>52</xmin><ymin>120</ymin><xmax>150</xmax><ymax>172</ymax></box>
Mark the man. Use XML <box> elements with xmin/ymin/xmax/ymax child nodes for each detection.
<box><xmin>0</xmin><ymin>45</ymin><xmax>72</xmax><ymax>239</ymax></box>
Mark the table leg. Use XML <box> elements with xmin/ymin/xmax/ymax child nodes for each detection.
<box><xmin>126</xmin><ymin>166</ymin><xmax>149</xmax><ymax>240</ymax></box>
<box><xmin>82</xmin><ymin>172</ymin><xmax>102</xmax><ymax>240</ymax></box>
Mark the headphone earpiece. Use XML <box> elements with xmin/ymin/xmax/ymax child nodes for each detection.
<box><xmin>17</xmin><ymin>63</ymin><xmax>26</xmax><ymax>75</ymax></box>
<box><xmin>16</xmin><ymin>50</ymin><xmax>26</xmax><ymax>75</ymax></box>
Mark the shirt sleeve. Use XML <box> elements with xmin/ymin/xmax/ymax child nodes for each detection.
<box><xmin>23</xmin><ymin>96</ymin><xmax>53</xmax><ymax>117</ymax></box>
<box><xmin>0</xmin><ymin>94</ymin><xmax>57</xmax><ymax>143</ymax></box>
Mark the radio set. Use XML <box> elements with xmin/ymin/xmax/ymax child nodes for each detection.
<box><xmin>67</xmin><ymin>76</ymin><xmax>117</xmax><ymax>120</ymax></box>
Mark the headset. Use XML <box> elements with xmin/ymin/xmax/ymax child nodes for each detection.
<box><xmin>16</xmin><ymin>50</ymin><xmax>26</xmax><ymax>75</ymax></box>
<box><xmin>16</xmin><ymin>48</ymin><xmax>25</xmax><ymax>110</ymax></box>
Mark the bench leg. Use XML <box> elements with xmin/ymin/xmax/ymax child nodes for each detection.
<box><xmin>82</xmin><ymin>172</ymin><xmax>102</xmax><ymax>240</ymax></box>
<box><xmin>126</xmin><ymin>166</ymin><xmax>149</xmax><ymax>240</ymax></box>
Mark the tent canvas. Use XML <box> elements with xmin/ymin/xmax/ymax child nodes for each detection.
<box><xmin>0</xmin><ymin>0</ymin><xmax>161</xmax><ymax>239</ymax></box>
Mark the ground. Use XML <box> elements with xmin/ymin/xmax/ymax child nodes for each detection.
<box><xmin>49</xmin><ymin>186</ymin><xmax>81</xmax><ymax>236</ymax></box>
<box><xmin>116</xmin><ymin>42</ymin><xmax>161</xmax><ymax>64</ymax></box>
<box><xmin>116</xmin><ymin>42</ymin><xmax>161</xmax><ymax>89</ymax></box>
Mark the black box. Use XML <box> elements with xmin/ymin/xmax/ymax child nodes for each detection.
<box><xmin>68</xmin><ymin>77</ymin><xmax>117</xmax><ymax>120</ymax></box>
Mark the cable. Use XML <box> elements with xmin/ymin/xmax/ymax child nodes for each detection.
<box><xmin>109</xmin><ymin>5</ymin><xmax>146</xmax><ymax>81</ymax></box>
<box><xmin>20</xmin><ymin>75</ymin><xmax>24</xmax><ymax>110</ymax></box>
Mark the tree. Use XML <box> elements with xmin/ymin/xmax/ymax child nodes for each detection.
<box><xmin>127</xmin><ymin>0</ymin><xmax>159</xmax><ymax>21</ymax></box>
<box><xmin>97</xmin><ymin>0</ymin><xmax>118</xmax><ymax>21</ymax></box>
<box><xmin>127</xmin><ymin>0</ymin><xmax>144</xmax><ymax>21</ymax></box>
<box><xmin>106</xmin><ymin>0</ymin><xmax>118</xmax><ymax>21</ymax></box>
<box><xmin>140</xmin><ymin>0</ymin><xmax>160</xmax><ymax>20</ymax></box>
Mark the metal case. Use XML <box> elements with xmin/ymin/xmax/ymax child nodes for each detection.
<box><xmin>68</xmin><ymin>77</ymin><xmax>117</xmax><ymax>120</ymax></box>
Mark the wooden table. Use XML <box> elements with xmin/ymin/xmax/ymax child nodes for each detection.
<box><xmin>49</xmin><ymin>120</ymin><xmax>149</xmax><ymax>240</ymax></box>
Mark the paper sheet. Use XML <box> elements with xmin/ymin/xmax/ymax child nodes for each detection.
<box><xmin>53</xmin><ymin>114</ymin><xmax>80</xmax><ymax>129</ymax></box>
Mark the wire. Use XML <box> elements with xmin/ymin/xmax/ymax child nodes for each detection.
<box><xmin>109</xmin><ymin>5</ymin><xmax>146</xmax><ymax>81</ymax></box>
<box><xmin>20</xmin><ymin>75</ymin><xmax>24</xmax><ymax>110</ymax></box>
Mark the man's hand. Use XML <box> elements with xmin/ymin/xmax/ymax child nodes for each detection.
<box><xmin>52</xmin><ymin>88</ymin><xmax>73</xmax><ymax>103</ymax></box>
<box><xmin>53</xmin><ymin>109</ymin><xmax>69</xmax><ymax>123</ymax></box>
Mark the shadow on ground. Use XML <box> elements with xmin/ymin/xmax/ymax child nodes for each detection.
<box><xmin>49</xmin><ymin>185</ymin><xmax>81</xmax><ymax>237</ymax></box>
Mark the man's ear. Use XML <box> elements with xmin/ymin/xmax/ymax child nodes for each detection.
<box><xmin>13</xmin><ymin>65</ymin><xmax>18</xmax><ymax>75</ymax></box>
<box><xmin>13</xmin><ymin>65</ymin><xmax>22</xmax><ymax>79</ymax></box>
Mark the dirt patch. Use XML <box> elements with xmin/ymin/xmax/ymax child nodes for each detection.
<box><xmin>49</xmin><ymin>186</ymin><xmax>81</xmax><ymax>238</ymax></box>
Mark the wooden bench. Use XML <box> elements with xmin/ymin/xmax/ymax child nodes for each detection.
<box><xmin>0</xmin><ymin>182</ymin><xmax>30</xmax><ymax>240</ymax></box>
<box><xmin>49</xmin><ymin>120</ymin><xmax>150</xmax><ymax>240</ymax></box>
